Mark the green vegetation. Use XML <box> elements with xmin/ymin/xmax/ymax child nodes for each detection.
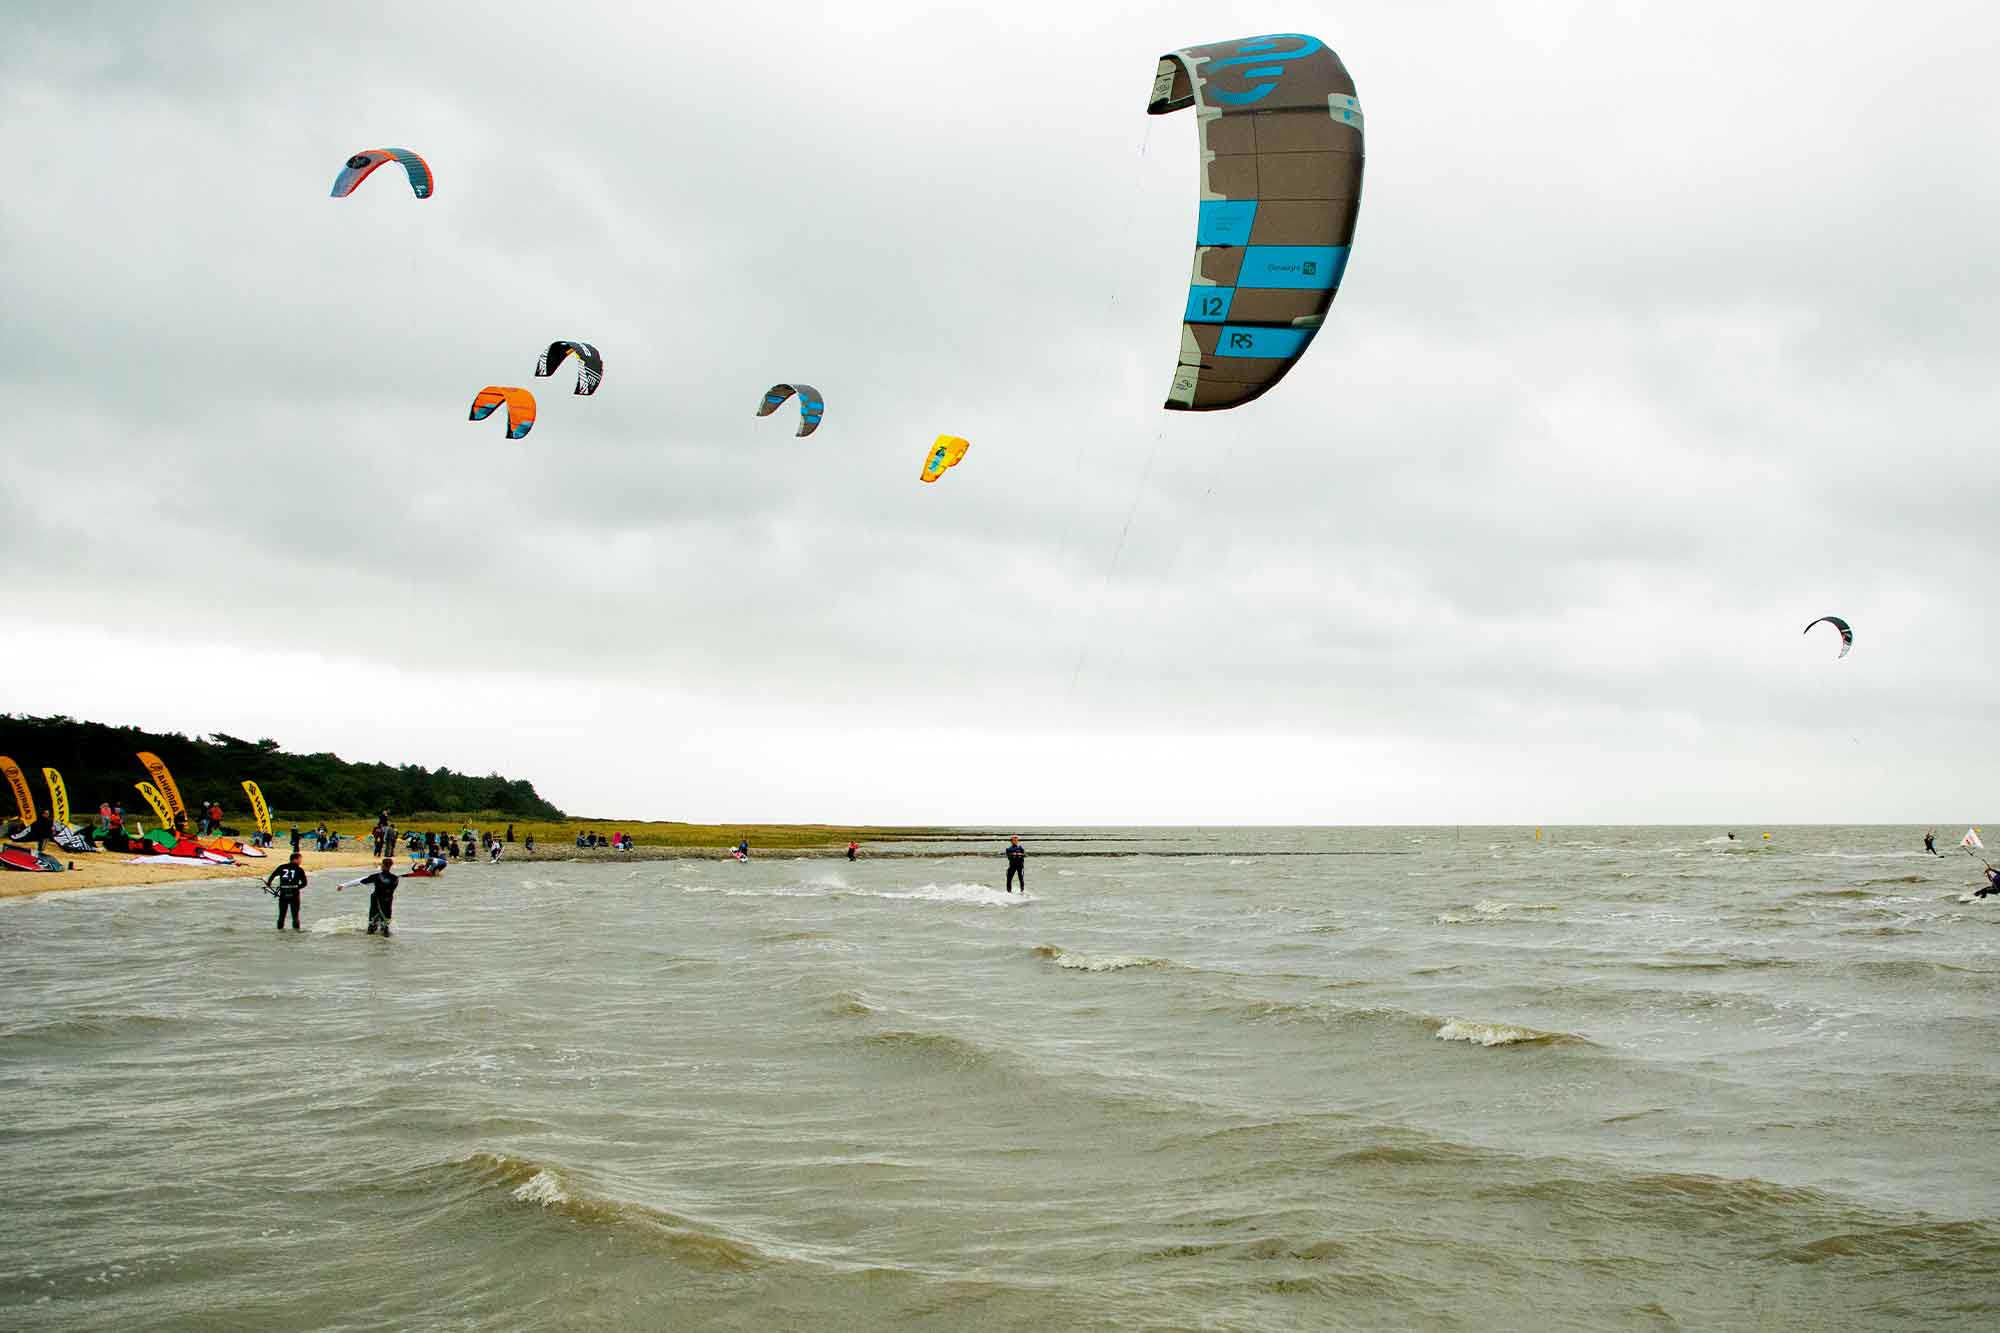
<box><xmin>282</xmin><ymin>813</ymin><xmax>949</xmax><ymax>851</ymax></box>
<box><xmin>0</xmin><ymin>715</ymin><xmax>563</xmax><ymax>822</ymax></box>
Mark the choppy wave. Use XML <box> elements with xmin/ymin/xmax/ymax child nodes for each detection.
<box><xmin>0</xmin><ymin>1011</ymin><xmax>190</xmax><ymax>1045</ymax></box>
<box><xmin>878</xmin><ymin>882</ymin><xmax>1033</xmax><ymax>907</ymax></box>
<box><xmin>681</xmin><ymin>880</ymin><xmax>1031</xmax><ymax>908</ymax></box>
<box><xmin>1437</xmin><ymin>899</ymin><xmax>1565</xmax><ymax>924</ymax></box>
<box><xmin>1032</xmin><ymin>944</ymin><xmax>1170</xmax><ymax>973</ymax></box>
<box><xmin>309</xmin><ymin>912</ymin><xmax>379</xmax><ymax>936</ymax></box>
<box><xmin>1761</xmin><ymin>1218</ymin><xmax>2000</xmax><ymax>1267</ymax></box>
<box><xmin>1637</xmin><ymin>955</ymin><xmax>1798</xmax><ymax>972</ymax></box>
<box><xmin>1435</xmin><ymin>1019</ymin><xmax>1585</xmax><ymax>1048</ymax></box>
<box><xmin>825</xmin><ymin>989</ymin><xmax>875</xmax><ymax>1017</ymax></box>
<box><xmin>453</xmin><ymin>1153</ymin><xmax>763</xmax><ymax>1269</ymax></box>
<box><xmin>859</xmin><ymin>1028</ymin><xmax>1003</xmax><ymax>1071</ymax></box>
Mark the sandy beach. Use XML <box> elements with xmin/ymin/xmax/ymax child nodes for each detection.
<box><xmin>0</xmin><ymin>835</ymin><xmax>971</xmax><ymax>899</ymax></box>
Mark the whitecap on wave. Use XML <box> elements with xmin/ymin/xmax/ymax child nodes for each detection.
<box><xmin>1435</xmin><ymin>1019</ymin><xmax>1577</xmax><ymax>1047</ymax></box>
<box><xmin>512</xmin><ymin>1168</ymin><xmax>568</xmax><ymax>1206</ymax></box>
<box><xmin>1031</xmin><ymin>944</ymin><xmax>1167</xmax><ymax>972</ymax></box>
<box><xmin>879</xmin><ymin>883</ymin><xmax>1033</xmax><ymax>907</ymax></box>
<box><xmin>681</xmin><ymin>880</ymin><xmax>1032</xmax><ymax>907</ymax></box>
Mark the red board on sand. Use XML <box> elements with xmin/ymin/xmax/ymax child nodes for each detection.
<box><xmin>1</xmin><ymin>847</ymin><xmax>58</xmax><ymax>872</ymax></box>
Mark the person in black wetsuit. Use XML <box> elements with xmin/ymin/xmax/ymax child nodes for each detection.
<box><xmin>342</xmin><ymin>857</ymin><xmax>402</xmax><ymax>935</ymax></box>
<box><xmin>265</xmin><ymin>852</ymin><xmax>307</xmax><ymax>930</ymax></box>
<box><xmin>1004</xmin><ymin>837</ymin><xmax>1026</xmax><ymax>894</ymax></box>
<box><xmin>1924</xmin><ymin>830</ymin><xmax>1940</xmax><ymax>856</ymax></box>
<box><xmin>1978</xmin><ymin>866</ymin><xmax>2000</xmax><ymax>899</ymax></box>
<box><xmin>28</xmin><ymin>808</ymin><xmax>54</xmax><ymax>855</ymax></box>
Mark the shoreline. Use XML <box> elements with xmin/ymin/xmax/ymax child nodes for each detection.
<box><xmin>0</xmin><ymin>839</ymin><xmax>946</xmax><ymax>900</ymax></box>
<box><xmin>0</xmin><ymin>835</ymin><xmax>1432</xmax><ymax>900</ymax></box>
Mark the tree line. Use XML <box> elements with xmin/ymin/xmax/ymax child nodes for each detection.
<box><xmin>0</xmin><ymin>715</ymin><xmax>565</xmax><ymax>821</ymax></box>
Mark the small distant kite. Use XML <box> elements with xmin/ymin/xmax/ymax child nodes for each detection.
<box><xmin>920</xmin><ymin>435</ymin><xmax>969</xmax><ymax>484</ymax></box>
<box><xmin>469</xmin><ymin>386</ymin><xmax>536</xmax><ymax>440</ymax></box>
<box><xmin>535</xmin><ymin>341</ymin><xmax>603</xmax><ymax>396</ymax></box>
<box><xmin>330</xmin><ymin>148</ymin><xmax>433</xmax><ymax>199</ymax></box>
<box><xmin>755</xmin><ymin>383</ymin><xmax>824</xmax><ymax>437</ymax></box>
<box><xmin>1803</xmin><ymin>615</ymin><xmax>1853</xmax><ymax>658</ymax></box>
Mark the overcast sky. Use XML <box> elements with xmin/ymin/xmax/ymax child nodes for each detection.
<box><xmin>2</xmin><ymin>1</ymin><xmax>1994</xmax><ymax>824</ymax></box>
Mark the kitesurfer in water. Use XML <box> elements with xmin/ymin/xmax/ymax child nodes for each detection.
<box><xmin>735</xmin><ymin>839</ymin><xmax>750</xmax><ymax>860</ymax></box>
<box><xmin>1004</xmin><ymin>837</ymin><xmax>1027</xmax><ymax>893</ymax></box>
<box><xmin>341</xmin><ymin>857</ymin><xmax>402</xmax><ymax>935</ymax></box>
<box><xmin>265</xmin><ymin>851</ymin><xmax>307</xmax><ymax>930</ymax></box>
<box><xmin>847</xmin><ymin>841</ymin><xmax>858</xmax><ymax>862</ymax></box>
<box><xmin>1977</xmin><ymin>865</ymin><xmax>2000</xmax><ymax>899</ymax></box>
<box><xmin>1924</xmin><ymin>829</ymin><xmax>1940</xmax><ymax>856</ymax></box>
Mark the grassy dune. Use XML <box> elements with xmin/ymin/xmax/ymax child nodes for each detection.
<box><xmin>265</xmin><ymin>812</ymin><xmax>966</xmax><ymax>853</ymax></box>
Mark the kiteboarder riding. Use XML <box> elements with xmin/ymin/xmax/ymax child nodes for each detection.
<box><xmin>1004</xmin><ymin>837</ymin><xmax>1027</xmax><ymax>894</ymax></box>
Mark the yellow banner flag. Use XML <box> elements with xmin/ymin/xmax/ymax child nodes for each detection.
<box><xmin>0</xmin><ymin>755</ymin><xmax>33</xmax><ymax>825</ymax></box>
<box><xmin>135</xmin><ymin>781</ymin><xmax>174</xmax><ymax>829</ymax></box>
<box><xmin>136</xmin><ymin>752</ymin><xmax>186</xmax><ymax>819</ymax></box>
<box><xmin>242</xmin><ymin>780</ymin><xmax>272</xmax><ymax>837</ymax></box>
<box><xmin>42</xmin><ymin>768</ymin><xmax>70</xmax><ymax>828</ymax></box>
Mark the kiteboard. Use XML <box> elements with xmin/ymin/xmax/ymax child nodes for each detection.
<box><xmin>34</xmin><ymin>853</ymin><xmax>63</xmax><ymax>872</ymax></box>
<box><xmin>1</xmin><ymin>847</ymin><xmax>58</xmax><ymax>872</ymax></box>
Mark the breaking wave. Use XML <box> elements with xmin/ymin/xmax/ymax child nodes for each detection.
<box><xmin>1032</xmin><ymin>944</ymin><xmax>1171</xmax><ymax>972</ymax></box>
<box><xmin>1435</xmin><ymin>1019</ymin><xmax>1586</xmax><ymax>1048</ymax></box>
<box><xmin>438</xmin><ymin>1153</ymin><xmax>764</xmax><ymax>1269</ymax></box>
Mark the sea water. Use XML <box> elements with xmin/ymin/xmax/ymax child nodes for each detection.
<box><xmin>3</xmin><ymin>827</ymin><xmax>1997</xmax><ymax>1329</ymax></box>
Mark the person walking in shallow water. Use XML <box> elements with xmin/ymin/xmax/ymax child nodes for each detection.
<box><xmin>1004</xmin><ymin>837</ymin><xmax>1027</xmax><ymax>894</ymax></box>
<box><xmin>340</xmin><ymin>857</ymin><xmax>402</xmax><ymax>935</ymax></box>
<box><xmin>265</xmin><ymin>851</ymin><xmax>307</xmax><ymax>930</ymax></box>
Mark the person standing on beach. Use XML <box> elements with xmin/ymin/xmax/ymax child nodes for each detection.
<box><xmin>340</xmin><ymin>857</ymin><xmax>403</xmax><ymax>936</ymax></box>
<box><xmin>847</xmin><ymin>841</ymin><xmax>858</xmax><ymax>862</ymax></box>
<box><xmin>28</xmin><ymin>808</ymin><xmax>54</xmax><ymax>855</ymax></box>
<box><xmin>265</xmin><ymin>852</ymin><xmax>307</xmax><ymax>930</ymax></box>
<box><xmin>1924</xmin><ymin>829</ymin><xmax>1940</xmax><ymax>856</ymax></box>
<box><xmin>1004</xmin><ymin>837</ymin><xmax>1027</xmax><ymax>893</ymax></box>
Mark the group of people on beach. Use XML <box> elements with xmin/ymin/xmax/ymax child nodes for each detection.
<box><xmin>406</xmin><ymin>828</ymin><xmax>502</xmax><ymax>863</ymax></box>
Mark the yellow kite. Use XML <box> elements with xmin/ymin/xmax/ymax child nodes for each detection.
<box><xmin>920</xmin><ymin>435</ymin><xmax>969</xmax><ymax>483</ymax></box>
